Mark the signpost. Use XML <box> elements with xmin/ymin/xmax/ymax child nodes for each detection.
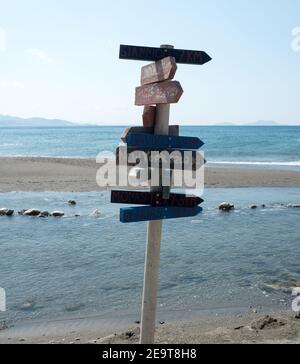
<box><xmin>135</xmin><ymin>80</ymin><xmax>184</xmax><ymax>106</ymax></box>
<box><xmin>111</xmin><ymin>190</ymin><xmax>203</xmax><ymax>207</ymax></box>
<box><xmin>120</xmin><ymin>125</ymin><xmax>179</xmax><ymax>142</ymax></box>
<box><xmin>116</xmin><ymin>146</ymin><xmax>206</xmax><ymax>171</ymax></box>
<box><xmin>112</xmin><ymin>43</ymin><xmax>211</xmax><ymax>344</ymax></box>
<box><xmin>141</xmin><ymin>56</ymin><xmax>177</xmax><ymax>85</ymax></box>
<box><xmin>120</xmin><ymin>205</ymin><xmax>203</xmax><ymax>223</ymax></box>
<box><xmin>120</xmin><ymin>44</ymin><xmax>212</xmax><ymax>65</ymax></box>
<box><xmin>124</xmin><ymin>133</ymin><xmax>204</xmax><ymax>150</ymax></box>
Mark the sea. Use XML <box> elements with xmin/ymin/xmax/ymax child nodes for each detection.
<box><xmin>0</xmin><ymin>126</ymin><xmax>300</xmax><ymax>328</ymax></box>
<box><xmin>0</xmin><ymin>125</ymin><xmax>300</xmax><ymax>169</ymax></box>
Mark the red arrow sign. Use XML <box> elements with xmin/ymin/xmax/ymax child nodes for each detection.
<box><xmin>141</xmin><ymin>57</ymin><xmax>177</xmax><ymax>86</ymax></box>
<box><xmin>135</xmin><ymin>80</ymin><xmax>183</xmax><ymax>106</ymax></box>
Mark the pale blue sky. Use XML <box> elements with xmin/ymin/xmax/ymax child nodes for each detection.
<box><xmin>0</xmin><ymin>0</ymin><xmax>299</xmax><ymax>125</ymax></box>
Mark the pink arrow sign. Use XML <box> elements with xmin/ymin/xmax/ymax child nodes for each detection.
<box><xmin>135</xmin><ymin>80</ymin><xmax>183</xmax><ymax>106</ymax></box>
<box><xmin>141</xmin><ymin>56</ymin><xmax>177</xmax><ymax>86</ymax></box>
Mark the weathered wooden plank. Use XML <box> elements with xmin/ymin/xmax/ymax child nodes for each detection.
<box><xmin>120</xmin><ymin>45</ymin><xmax>212</xmax><ymax>65</ymax></box>
<box><xmin>135</xmin><ymin>81</ymin><xmax>183</xmax><ymax>106</ymax></box>
<box><xmin>141</xmin><ymin>57</ymin><xmax>177</xmax><ymax>86</ymax></box>
<box><xmin>111</xmin><ymin>190</ymin><xmax>203</xmax><ymax>207</ymax></box>
<box><xmin>125</xmin><ymin>133</ymin><xmax>204</xmax><ymax>150</ymax></box>
<box><xmin>143</xmin><ymin>106</ymin><xmax>156</xmax><ymax>127</ymax></box>
<box><xmin>120</xmin><ymin>205</ymin><xmax>202</xmax><ymax>223</ymax></box>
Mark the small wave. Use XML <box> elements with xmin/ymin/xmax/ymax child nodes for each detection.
<box><xmin>259</xmin><ymin>282</ymin><xmax>299</xmax><ymax>294</ymax></box>
<box><xmin>0</xmin><ymin>143</ymin><xmax>23</xmax><ymax>147</ymax></box>
<box><xmin>209</xmin><ymin>160</ymin><xmax>300</xmax><ymax>167</ymax></box>
<box><xmin>65</xmin><ymin>303</ymin><xmax>85</xmax><ymax>312</ymax></box>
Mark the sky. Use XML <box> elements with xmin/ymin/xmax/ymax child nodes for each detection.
<box><xmin>0</xmin><ymin>0</ymin><xmax>300</xmax><ymax>125</ymax></box>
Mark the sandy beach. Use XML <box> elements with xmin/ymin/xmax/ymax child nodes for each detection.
<box><xmin>1</xmin><ymin>312</ymin><xmax>300</xmax><ymax>344</ymax></box>
<box><xmin>0</xmin><ymin>157</ymin><xmax>300</xmax><ymax>192</ymax></box>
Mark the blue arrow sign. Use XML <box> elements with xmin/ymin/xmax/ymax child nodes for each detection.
<box><xmin>120</xmin><ymin>206</ymin><xmax>202</xmax><ymax>223</ymax></box>
<box><xmin>125</xmin><ymin>133</ymin><xmax>204</xmax><ymax>151</ymax></box>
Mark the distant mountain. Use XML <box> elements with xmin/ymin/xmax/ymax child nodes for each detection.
<box><xmin>0</xmin><ymin>115</ymin><xmax>78</xmax><ymax>127</ymax></box>
<box><xmin>245</xmin><ymin>120</ymin><xmax>280</xmax><ymax>126</ymax></box>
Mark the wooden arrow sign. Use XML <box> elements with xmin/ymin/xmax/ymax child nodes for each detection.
<box><xmin>116</xmin><ymin>146</ymin><xmax>206</xmax><ymax>171</ymax></box>
<box><xmin>120</xmin><ymin>125</ymin><xmax>179</xmax><ymax>143</ymax></box>
<box><xmin>120</xmin><ymin>45</ymin><xmax>212</xmax><ymax>65</ymax></box>
<box><xmin>111</xmin><ymin>190</ymin><xmax>203</xmax><ymax>207</ymax></box>
<box><xmin>124</xmin><ymin>133</ymin><xmax>204</xmax><ymax>150</ymax></box>
<box><xmin>141</xmin><ymin>57</ymin><xmax>177</xmax><ymax>86</ymax></box>
<box><xmin>120</xmin><ymin>205</ymin><xmax>202</xmax><ymax>223</ymax></box>
<box><xmin>135</xmin><ymin>81</ymin><xmax>183</xmax><ymax>106</ymax></box>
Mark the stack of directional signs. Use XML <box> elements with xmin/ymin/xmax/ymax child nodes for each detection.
<box><xmin>111</xmin><ymin>45</ymin><xmax>209</xmax><ymax>223</ymax></box>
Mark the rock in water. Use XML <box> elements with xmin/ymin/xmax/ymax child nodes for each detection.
<box><xmin>250</xmin><ymin>205</ymin><xmax>258</xmax><ymax>209</ymax></box>
<box><xmin>68</xmin><ymin>200</ymin><xmax>77</xmax><ymax>205</ymax></box>
<box><xmin>23</xmin><ymin>209</ymin><xmax>41</xmax><ymax>216</ymax></box>
<box><xmin>0</xmin><ymin>321</ymin><xmax>9</xmax><ymax>331</ymax></box>
<box><xmin>288</xmin><ymin>204</ymin><xmax>300</xmax><ymax>208</ymax></box>
<box><xmin>19</xmin><ymin>300</ymin><xmax>35</xmax><ymax>311</ymax></box>
<box><xmin>39</xmin><ymin>211</ymin><xmax>49</xmax><ymax>218</ymax></box>
<box><xmin>89</xmin><ymin>209</ymin><xmax>102</xmax><ymax>217</ymax></box>
<box><xmin>0</xmin><ymin>208</ymin><xmax>14</xmax><ymax>216</ymax></box>
<box><xmin>219</xmin><ymin>202</ymin><xmax>234</xmax><ymax>212</ymax></box>
<box><xmin>51</xmin><ymin>211</ymin><xmax>65</xmax><ymax>217</ymax></box>
<box><xmin>18</xmin><ymin>209</ymin><xmax>28</xmax><ymax>215</ymax></box>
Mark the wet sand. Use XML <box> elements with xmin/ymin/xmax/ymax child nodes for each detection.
<box><xmin>0</xmin><ymin>157</ymin><xmax>299</xmax><ymax>192</ymax></box>
<box><xmin>1</xmin><ymin>312</ymin><xmax>300</xmax><ymax>344</ymax></box>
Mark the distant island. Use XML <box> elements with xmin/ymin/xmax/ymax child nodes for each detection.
<box><xmin>0</xmin><ymin>115</ymin><xmax>78</xmax><ymax>127</ymax></box>
<box><xmin>0</xmin><ymin>115</ymin><xmax>290</xmax><ymax>127</ymax></box>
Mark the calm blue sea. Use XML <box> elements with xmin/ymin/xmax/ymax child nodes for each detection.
<box><xmin>0</xmin><ymin>126</ymin><xmax>300</xmax><ymax>328</ymax></box>
<box><xmin>0</xmin><ymin>188</ymin><xmax>300</xmax><ymax>326</ymax></box>
<box><xmin>0</xmin><ymin>126</ymin><xmax>300</xmax><ymax>169</ymax></box>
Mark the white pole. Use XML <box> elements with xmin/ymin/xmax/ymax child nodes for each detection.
<box><xmin>140</xmin><ymin>45</ymin><xmax>174</xmax><ymax>345</ymax></box>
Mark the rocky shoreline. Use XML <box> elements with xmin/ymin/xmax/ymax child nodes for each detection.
<box><xmin>1</xmin><ymin>200</ymin><xmax>299</xmax><ymax>218</ymax></box>
<box><xmin>0</xmin><ymin>199</ymin><xmax>105</xmax><ymax>218</ymax></box>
